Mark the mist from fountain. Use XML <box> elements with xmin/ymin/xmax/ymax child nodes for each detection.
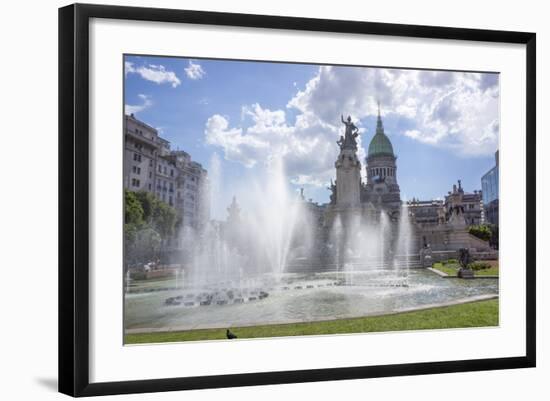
<box><xmin>173</xmin><ymin>152</ymin><xmax>416</xmax><ymax>299</ymax></box>
<box><xmin>395</xmin><ymin>202</ymin><xmax>413</xmax><ymax>270</ymax></box>
<box><xmin>125</xmin><ymin>269</ymin><xmax>131</xmax><ymax>293</ymax></box>
<box><xmin>379</xmin><ymin>211</ymin><xmax>390</xmax><ymax>268</ymax></box>
<box><xmin>330</xmin><ymin>215</ymin><xmax>343</xmax><ymax>272</ymax></box>
<box><xmin>249</xmin><ymin>157</ymin><xmax>304</xmax><ymax>277</ymax></box>
<box><xmin>322</xmin><ymin>205</ymin><xmax>411</xmax><ymax>289</ymax></box>
<box><xmin>177</xmin><ymin>155</ymin><xmax>309</xmax><ymax>293</ymax></box>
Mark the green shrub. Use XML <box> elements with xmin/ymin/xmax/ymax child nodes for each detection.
<box><xmin>469</xmin><ymin>225</ymin><xmax>492</xmax><ymax>242</ymax></box>
<box><xmin>468</xmin><ymin>261</ymin><xmax>491</xmax><ymax>271</ymax></box>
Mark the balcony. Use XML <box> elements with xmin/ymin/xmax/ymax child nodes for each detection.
<box><xmin>125</xmin><ymin>129</ymin><xmax>159</xmax><ymax>149</ymax></box>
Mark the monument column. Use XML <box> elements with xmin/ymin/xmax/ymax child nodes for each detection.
<box><xmin>335</xmin><ymin>115</ymin><xmax>361</xmax><ymax>207</ymax></box>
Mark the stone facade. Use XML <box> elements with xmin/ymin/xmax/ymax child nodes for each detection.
<box><xmin>408</xmin><ymin>199</ymin><xmax>445</xmax><ymax>225</ymax></box>
<box><xmin>408</xmin><ymin>181</ymin><xmax>483</xmax><ymax>228</ymax></box>
<box><xmin>124</xmin><ymin>115</ymin><xmax>159</xmax><ymax>193</ymax></box>
<box><xmin>124</xmin><ymin>114</ymin><xmax>209</xmax><ymax>230</ymax></box>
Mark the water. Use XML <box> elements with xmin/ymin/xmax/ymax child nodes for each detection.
<box><xmin>125</xmin><ymin>269</ymin><xmax>131</xmax><ymax>294</ymax></box>
<box><xmin>124</xmin><ymin>270</ymin><xmax>498</xmax><ymax>331</ymax></box>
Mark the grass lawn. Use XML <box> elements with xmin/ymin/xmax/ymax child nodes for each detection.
<box><xmin>125</xmin><ymin>299</ymin><xmax>498</xmax><ymax>344</ymax></box>
<box><xmin>432</xmin><ymin>262</ymin><xmax>499</xmax><ymax>277</ymax></box>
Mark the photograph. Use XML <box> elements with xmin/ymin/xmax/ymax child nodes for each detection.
<box><xmin>123</xmin><ymin>55</ymin><xmax>500</xmax><ymax>344</ymax></box>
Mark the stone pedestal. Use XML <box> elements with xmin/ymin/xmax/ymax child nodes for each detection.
<box><xmin>335</xmin><ymin>148</ymin><xmax>361</xmax><ymax>207</ymax></box>
<box><xmin>419</xmin><ymin>245</ymin><xmax>433</xmax><ymax>267</ymax></box>
<box><xmin>458</xmin><ymin>268</ymin><xmax>474</xmax><ymax>279</ymax></box>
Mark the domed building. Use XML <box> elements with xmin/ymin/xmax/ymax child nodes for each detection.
<box><xmin>290</xmin><ymin>106</ymin><xmax>494</xmax><ymax>273</ymax></box>
<box><xmin>323</xmin><ymin>105</ymin><xmax>402</xmax><ymax>229</ymax></box>
<box><xmin>361</xmin><ymin>106</ymin><xmax>402</xmax><ymax>213</ymax></box>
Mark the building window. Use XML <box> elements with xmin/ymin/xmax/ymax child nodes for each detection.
<box><xmin>133</xmin><ymin>153</ymin><xmax>141</xmax><ymax>162</ymax></box>
<box><xmin>131</xmin><ymin>178</ymin><xmax>140</xmax><ymax>187</ymax></box>
<box><xmin>170</xmin><ymin>169</ymin><xmax>174</xmax><ymax>177</ymax></box>
<box><xmin>149</xmin><ymin>159</ymin><xmax>153</xmax><ymax>167</ymax></box>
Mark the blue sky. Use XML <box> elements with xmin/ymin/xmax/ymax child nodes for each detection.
<box><xmin>125</xmin><ymin>55</ymin><xmax>499</xmax><ymax>219</ymax></box>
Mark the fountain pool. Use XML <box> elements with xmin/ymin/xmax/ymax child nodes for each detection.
<box><xmin>124</xmin><ymin>269</ymin><xmax>498</xmax><ymax>332</ymax></box>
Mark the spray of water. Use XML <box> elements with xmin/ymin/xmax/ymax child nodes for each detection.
<box><xmin>176</xmin><ymin>156</ymin><xmax>413</xmax><ymax>293</ymax></box>
<box><xmin>178</xmin><ymin>155</ymin><xmax>309</xmax><ymax>290</ymax></box>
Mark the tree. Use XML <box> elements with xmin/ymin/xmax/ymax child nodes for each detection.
<box><xmin>126</xmin><ymin>190</ymin><xmax>178</xmax><ymax>265</ymax></box>
<box><xmin>124</xmin><ymin>190</ymin><xmax>145</xmax><ymax>267</ymax></box>
<box><xmin>134</xmin><ymin>191</ymin><xmax>156</xmax><ymax>224</ymax></box>
<box><xmin>125</xmin><ymin>189</ymin><xmax>144</xmax><ymax>226</ymax></box>
<box><xmin>468</xmin><ymin>224</ymin><xmax>492</xmax><ymax>242</ymax></box>
<box><xmin>152</xmin><ymin>201</ymin><xmax>177</xmax><ymax>239</ymax></box>
<box><xmin>134</xmin><ymin>227</ymin><xmax>162</xmax><ymax>263</ymax></box>
<box><xmin>134</xmin><ymin>191</ymin><xmax>177</xmax><ymax>237</ymax></box>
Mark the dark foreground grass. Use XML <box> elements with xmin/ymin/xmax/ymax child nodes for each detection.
<box><xmin>125</xmin><ymin>299</ymin><xmax>498</xmax><ymax>344</ymax></box>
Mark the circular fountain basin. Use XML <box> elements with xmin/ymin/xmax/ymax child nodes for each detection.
<box><xmin>125</xmin><ymin>269</ymin><xmax>498</xmax><ymax>332</ymax></box>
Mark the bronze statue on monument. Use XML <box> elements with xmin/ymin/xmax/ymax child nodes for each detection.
<box><xmin>338</xmin><ymin>115</ymin><xmax>359</xmax><ymax>150</ymax></box>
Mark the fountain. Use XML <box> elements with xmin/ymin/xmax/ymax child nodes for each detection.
<box><xmin>124</xmin><ymin>113</ymin><xmax>498</xmax><ymax>334</ymax></box>
<box><xmin>125</xmin><ymin>269</ymin><xmax>131</xmax><ymax>293</ymax></box>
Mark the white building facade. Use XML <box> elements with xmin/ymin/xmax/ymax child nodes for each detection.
<box><xmin>124</xmin><ymin>114</ymin><xmax>209</xmax><ymax>230</ymax></box>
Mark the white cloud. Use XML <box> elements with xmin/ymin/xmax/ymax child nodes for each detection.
<box><xmin>125</xmin><ymin>62</ymin><xmax>181</xmax><ymax>87</ymax></box>
<box><xmin>184</xmin><ymin>61</ymin><xmax>206</xmax><ymax>80</ymax></box>
<box><xmin>205</xmin><ymin>103</ymin><xmax>358</xmax><ymax>187</ymax></box>
<box><xmin>125</xmin><ymin>94</ymin><xmax>152</xmax><ymax>115</ymax></box>
<box><xmin>205</xmin><ymin>114</ymin><xmax>268</xmax><ymax>168</ymax></box>
<box><xmin>287</xmin><ymin>66</ymin><xmax>499</xmax><ymax>156</ymax></box>
<box><xmin>204</xmin><ymin>66</ymin><xmax>499</xmax><ymax>188</ymax></box>
<box><xmin>124</xmin><ymin>61</ymin><xmax>135</xmax><ymax>75</ymax></box>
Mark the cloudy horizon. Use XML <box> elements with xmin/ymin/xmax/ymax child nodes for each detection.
<box><xmin>125</xmin><ymin>55</ymin><xmax>499</xmax><ymax>219</ymax></box>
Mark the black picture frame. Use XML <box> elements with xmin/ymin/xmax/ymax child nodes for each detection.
<box><xmin>59</xmin><ymin>3</ymin><xmax>536</xmax><ymax>397</ymax></box>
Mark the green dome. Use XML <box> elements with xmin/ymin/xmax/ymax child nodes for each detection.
<box><xmin>368</xmin><ymin>113</ymin><xmax>394</xmax><ymax>157</ymax></box>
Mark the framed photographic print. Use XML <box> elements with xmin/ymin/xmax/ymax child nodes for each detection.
<box><xmin>58</xmin><ymin>3</ymin><xmax>536</xmax><ymax>397</ymax></box>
